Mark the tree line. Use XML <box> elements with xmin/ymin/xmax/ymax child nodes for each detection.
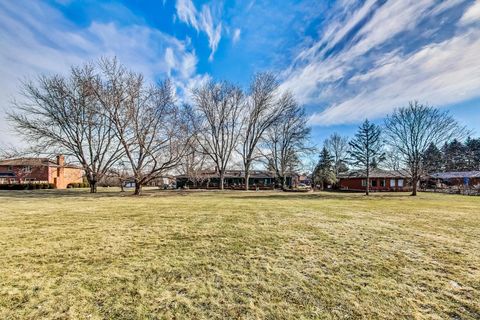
<box><xmin>313</xmin><ymin>102</ymin><xmax>470</xmax><ymax>196</ymax></box>
<box><xmin>7</xmin><ymin>58</ymin><xmax>474</xmax><ymax>197</ymax></box>
<box><xmin>8</xmin><ymin>58</ymin><xmax>310</xmax><ymax>194</ymax></box>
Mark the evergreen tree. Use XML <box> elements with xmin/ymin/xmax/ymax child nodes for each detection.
<box><xmin>313</xmin><ymin>146</ymin><xmax>335</xmax><ymax>190</ymax></box>
<box><xmin>443</xmin><ymin>139</ymin><xmax>467</xmax><ymax>171</ymax></box>
<box><xmin>422</xmin><ymin>143</ymin><xmax>443</xmax><ymax>174</ymax></box>
<box><xmin>348</xmin><ymin>119</ymin><xmax>384</xmax><ymax>195</ymax></box>
<box><xmin>465</xmin><ymin>137</ymin><xmax>480</xmax><ymax>170</ymax></box>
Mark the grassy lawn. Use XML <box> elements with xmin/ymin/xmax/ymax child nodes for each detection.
<box><xmin>0</xmin><ymin>189</ymin><xmax>479</xmax><ymax>319</ymax></box>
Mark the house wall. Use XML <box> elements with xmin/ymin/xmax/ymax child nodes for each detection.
<box><xmin>48</xmin><ymin>166</ymin><xmax>83</xmax><ymax>189</ymax></box>
<box><xmin>0</xmin><ymin>165</ymin><xmax>50</xmax><ymax>183</ymax></box>
<box><xmin>339</xmin><ymin>177</ymin><xmax>410</xmax><ymax>191</ymax></box>
<box><xmin>0</xmin><ymin>164</ymin><xmax>83</xmax><ymax>188</ymax></box>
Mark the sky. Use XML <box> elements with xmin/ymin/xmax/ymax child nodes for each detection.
<box><xmin>1</xmin><ymin>0</ymin><xmax>480</xmax><ymax>150</ymax></box>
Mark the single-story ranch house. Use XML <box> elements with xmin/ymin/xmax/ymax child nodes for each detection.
<box><xmin>427</xmin><ymin>171</ymin><xmax>480</xmax><ymax>189</ymax></box>
<box><xmin>0</xmin><ymin>155</ymin><xmax>84</xmax><ymax>189</ymax></box>
<box><xmin>176</xmin><ymin>170</ymin><xmax>299</xmax><ymax>189</ymax></box>
<box><xmin>338</xmin><ymin>168</ymin><xmax>411</xmax><ymax>192</ymax></box>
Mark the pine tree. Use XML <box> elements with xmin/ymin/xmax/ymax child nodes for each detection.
<box><xmin>313</xmin><ymin>146</ymin><xmax>335</xmax><ymax>190</ymax></box>
<box><xmin>465</xmin><ymin>137</ymin><xmax>480</xmax><ymax>170</ymax></box>
<box><xmin>348</xmin><ymin>119</ymin><xmax>384</xmax><ymax>195</ymax></box>
<box><xmin>443</xmin><ymin>139</ymin><xmax>467</xmax><ymax>171</ymax></box>
<box><xmin>422</xmin><ymin>143</ymin><xmax>443</xmax><ymax>174</ymax></box>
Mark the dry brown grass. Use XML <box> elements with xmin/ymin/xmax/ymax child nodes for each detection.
<box><xmin>0</xmin><ymin>189</ymin><xmax>479</xmax><ymax>319</ymax></box>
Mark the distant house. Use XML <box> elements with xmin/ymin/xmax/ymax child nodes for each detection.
<box><xmin>175</xmin><ymin>170</ymin><xmax>299</xmax><ymax>189</ymax></box>
<box><xmin>427</xmin><ymin>171</ymin><xmax>480</xmax><ymax>190</ymax></box>
<box><xmin>0</xmin><ymin>155</ymin><xmax>84</xmax><ymax>189</ymax></box>
<box><xmin>338</xmin><ymin>168</ymin><xmax>411</xmax><ymax>192</ymax></box>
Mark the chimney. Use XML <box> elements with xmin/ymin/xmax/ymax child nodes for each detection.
<box><xmin>56</xmin><ymin>154</ymin><xmax>65</xmax><ymax>166</ymax></box>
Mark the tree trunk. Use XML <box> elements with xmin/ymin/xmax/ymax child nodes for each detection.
<box><xmin>245</xmin><ymin>172</ymin><xmax>250</xmax><ymax>191</ymax></box>
<box><xmin>411</xmin><ymin>176</ymin><xmax>418</xmax><ymax>196</ymax></box>
<box><xmin>134</xmin><ymin>182</ymin><xmax>142</xmax><ymax>195</ymax></box>
<box><xmin>366</xmin><ymin>176</ymin><xmax>370</xmax><ymax>196</ymax></box>
<box><xmin>282</xmin><ymin>176</ymin><xmax>287</xmax><ymax>190</ymax></box>
<box><xmin>89</xmin><ymin>181</ymin><xmax>97</xmax><ymax>193</ymax></box>
<box><xmin>219</xmin><ymin>172</ymin><xmax>225</xmax><ymax>190</ymax></box>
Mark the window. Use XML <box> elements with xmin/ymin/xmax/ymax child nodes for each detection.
<box><xmin>380</xmin><ymin>179</ymin><xmax>386</xmax><ymax>187</ymax></box>
<box><xmin>371</xmin><ymin>180</ymin><xmax>377</xmax><ymax>187</ymax></box>
<box><xmin>361</xmin><ymin>179</ymin><xmax>367</xmax><ymax>187</ymax></box>
<box><xmin>390</xmin><ymin>179</ymin><xmax>396</xmax><ymax>187</ymax></box>
<box><xmin>398</xmin><ymin>179</ymin><xmax>404</xmax><ymax>187</ymax></box>
<box><xmin>23</xmin><ymin>166</ymin><xmax>32</xmax><ymax>173</ymax></box>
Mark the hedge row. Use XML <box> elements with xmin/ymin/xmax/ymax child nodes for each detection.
<box><xmin>0</xmin><ymin>183</ymin><xmax>55</xmax><ymax>190</ymax></box>
<box><xmin>67</xmin><ymin>182</ymin><xmax>90</xmax><ymax>188</ymax></box>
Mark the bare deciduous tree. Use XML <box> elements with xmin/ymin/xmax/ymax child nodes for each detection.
<box><xmin>190</xmin><ymin>81</ymin><xmax>245</xmax><ymax>190</ymax></box>
<box><xmin>384</xmin><ymin>101</ymin><xmax>467</xmax><ymax>196</ymax></box>
<box><xmin>324</xmin><ymin>132</ymin><xmax>349</xmax><ymax>180</ymax></box>
<box><xmin>98</xmin><ymin>60</ymin><xmax>189</xmax><ymax>195</ymax></box>
<box><xmin>383</xmin><ymin>148</ymin><xmax>402</xmax><ymax>171</ymax></box>
<box><xmin>240</xmin><ymin>73</ymin><xmax>285</xmax><ymax>190</ymax></box>
<box><xmin>8</xmin><ymin>61</ymin><xmax>124</xmax><ymax>193</ymax></box>
<box><xmin>177</xmin><ymin>107</ymin><xmax>212</xmax><ymax>188</ymax></box>
<box><xmin>264</xmin><ymin>93</ymin><xmax>311</xmax><ymax>189</ymax></box>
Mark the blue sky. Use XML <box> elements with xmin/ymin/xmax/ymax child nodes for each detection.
<box><xmin>1</xmin><ymin>0</ymin><xmax>479</xmax><ymax>148</ymax></box>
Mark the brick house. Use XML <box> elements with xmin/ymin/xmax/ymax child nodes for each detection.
<box><xmin>338</xmin><ymin>168</ymin><xmax>411</xmax><ymax>192</ymax></box>
<box><xmin>0</xmin><ymin>155</ymin><xmax>84</xmax><ymax>189</ymax></box>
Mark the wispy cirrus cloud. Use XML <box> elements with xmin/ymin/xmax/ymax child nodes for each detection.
<box><xmin>175</xmin><ymin>0</ymin><xmax>222</xmax><ymax>61</ymax></box>
<box><xmin>232</xmin><ymin>28</ymin><xmax>241</xmax><ymax>44</ymax></box>
<box><xmin>279</xmin><ymin>0</ymin><xmax>480</xmax><ymax>126</ymax></box>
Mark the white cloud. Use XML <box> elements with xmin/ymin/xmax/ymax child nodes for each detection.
<box><xmin>175</xmin><ymin>0</ymin><xmax>199</xmax><ymax>30</ymax></box>
<box><xmin>175</xmin><ymin>0</ymin><xmax>222</xmax><ymax>61</ymax></box>
<box><xmin>0</xmin><ymin>1</ymin><xmax>205</xmax><ymax>145</ymax></box>
<box><xmin>459</xmin><ymin>1</ymin><xmax>480</xmax><ymax>25</ymax></box>
<box><xmin>310</xmin><ymin>30</ymin><xmax>480</xmax><ymax>125</ymax></box>
<box><xmin>279</xmin><ymin>0</ymin><xmax>480</xmax><ymax>126</ymax></box>
<box><xmin>232</xmin><ymin>28</ymin><xmax>241</xmax><ymax>44</ymax></box>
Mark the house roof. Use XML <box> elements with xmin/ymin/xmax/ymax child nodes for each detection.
<box><xmin>0</xmin><ymin>157</ymin><xmax>81</xmax><ymax>169</ymax></box>
<box><xmin>429</xmin><ymin>171</ymin><xmax>480</xmax><ymax>179</ymax></box>
<box><xmin>338</xmin><ymin>168</ymin><xmax>410</xmax><ymax>179</ymax></box>
<box><xmin>0</xmin><ymin>158</ymin><xmax>55</xmax><ymax>166</ymax></box>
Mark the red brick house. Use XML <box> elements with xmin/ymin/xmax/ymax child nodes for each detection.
<box><xmin>0</xmin><ymin>155</ymin><xmax>84</xmax><ymax>189</ymax></box>
<box><xmin>338</xmin><ymin>169</ymin><xmax>411</xmax><ymax>192</ymax></box>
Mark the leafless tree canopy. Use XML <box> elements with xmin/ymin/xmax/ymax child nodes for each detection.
<box><xmin>384</xmin><ymin>101</ymin><xmax>468</xmax><ymax>195</ymax></box>
<box><xmin>98</xmin><ymin>59</ymin><xmax>189</xmax><ymax>195</ymax></box>
<box><xmin>8</xmin><ymin>61</ymin><xmax>124</xmax><ymax>193</ymax></box>
<box><xmin>324</xmin><ymin>132</ymin><xmax>349</xmax><ymax>178</ymax></box>
<box><xmin>190</xmin><ymin>80</ymin><xmax>245</xmax><ymax>190</ymax></box>
<box><xmin>264</xmin><ymin>92</ymin><xmax>311</xmax><ymax>188</ymax></box>
<box><xmin>239</xmin><ymin>73</ymin><xmax>286</xmax><ymax>190</ymax></box>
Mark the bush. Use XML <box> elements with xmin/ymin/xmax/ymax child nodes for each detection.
<box><xmin>67</xmin><ymin>182</ymin><xmax>89</xmax><ymax>188</ymax></box>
